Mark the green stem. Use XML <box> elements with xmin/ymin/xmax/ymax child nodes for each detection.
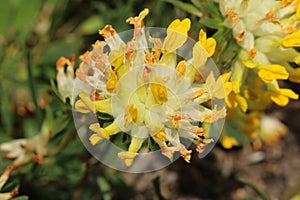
<box><xmin>26</xmin><ymin>49</ymin><xmax>42</xmax><ymax>124</ymax></box>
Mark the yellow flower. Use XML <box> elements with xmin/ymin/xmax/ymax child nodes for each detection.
<box><xmin>220</xmin><ymin>133</ymin><xmax>239</xmax><ymax>149</ymax></box>
<box><xmin>257</xmin><ymin>64</ymin><xmax>289</xmax><ymax>82</ymax></box>
<box><xmin>73</xmin><ymin>9</ymin><xmax>225</xmax><ymax>167</ymax></box>
<box><xmin>118</xmin><ymin>137</ymin><xmax>144</xmax><ymax>167</ymax></box>
<box><xmin>281</xmin><ymin>31</ymin><xmax>300</xmax><ymax>48</ymax></box>
<box><xmin>162</xmin><ymin>18</ymin><xmax>191</xmax><ymax>53</ymax></box>
<box><xmin>198</xmin><ymin>29</ymin><xmax>217</xmax><ymax>56</ymax></box>
<box><xmin>106</xmin><ymin>71</ymin><xmax>118</xmax><ymax>93</ymax></box>
<box><xmin>269</xmin><ymin>87</ymin><xmax>299</xmax><ymax>106</ymax></box>
<box><xmin>225</xmin><ymin>81</ymin><xmax>248</xmax><ymax>112</ymax></box>
<box><xmin>150</xmin><ymin>77</ymin><xmax>168</xmax><ymax>105</ymax></box>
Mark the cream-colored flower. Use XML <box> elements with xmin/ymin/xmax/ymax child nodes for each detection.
<box><xmin>74</xmin><ymin>9</ymin><xmax>226</xmax><ymax>166</ymax></box>
<box><xmin>0</xmin><ymin>124</ymin><xmax>51</xmax><ymax>166</ymax></box>
<box><xmin>56</xmin><ymin>55</ymin><xmax>75</xmax><ymax>104</ymax></box>
<box><xmin>259</xmin><ymin>116</ymin><xmax>287</xmax><ymax>145</ymax></box>
<box><xmin>0</xmin><ymin>166</ymin><xmax>18</xmax><ymax>200</ymax></box>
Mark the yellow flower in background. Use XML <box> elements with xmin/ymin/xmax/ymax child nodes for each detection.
<box><xmin>268</xmin><ymin>87</ymin><xmax>299</xmax><ymax>106</ymax></box>
<box><xmin>281</xmin><ymin>31</ymin><xmax>300</xmax><ymax>48</ymax></box>
<box><xmin>289</xmin><ymin>67</ymin><xmax>300</xmax><ymax>83</ymax></box>
<box><xmin>257</xmin><ymin>64</ymin><xmax>289</xmax><ymax>82</ymax></box>
<box><xmin>212</xmin><ymin>0</ymin><xmax>300</xmax><ymax>148</ymax></box>
<box><xmin>220</xmin><ymin>133</ymin><xmax>239</xmax><ymax>149</ymax></box>
<box><xmin>259</xmin><ymin>116</ymin><xmax>287</xmax><ymax>146</ymax></box>
<box><xmin>73</xmin><ymin>9</ymin><xmax>226</xmax><ymax>167</ymax></box>
<box><xmin>225</xmin><ymin>81</ymin><xmax>248</xmax><ymax>112</ymax></box>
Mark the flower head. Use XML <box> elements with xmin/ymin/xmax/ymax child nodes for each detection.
<box><xmin>0</xmin><ymin>124</ymin><xmax>52</xmax><ymax>166</ymax></box>
<box><xmin>73</xmin><ymin>9</ymin><xmax>226</xmax><ymax>167</ymax></box>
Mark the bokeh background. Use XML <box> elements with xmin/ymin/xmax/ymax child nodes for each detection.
<box><xmin>0</xmin><ymin>0</ymin><xmax>300</xmax><ymax>199</ymax></box>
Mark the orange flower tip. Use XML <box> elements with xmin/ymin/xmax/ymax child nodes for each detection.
<box><xmin>56</xmin><ymin>57</ymin><xmax>69</xmax><ymax>70</ymax></box>
<box><xmin>70</xmin><ymin>54</ymin><xmax>76</xmax><ymax>65</ymax></box>
<box><xmin>235</xmin><ymin>31</ymin><xmax>246</xmax><ymax>42</ymax></box>
<box><xmin>48</xmin><ymin>129</ymin><xmax>53</xmax><ymax>138</ymax></box>
<box><xmin>99</xmin><ymin>25</ymin><xmax>117</xmax><ymax>39</ymax></box>
<box><xmin>2</xmin><ymin>155</ymin><xmax>11</xmax><ymax>161</ymax></box>
<box><xmin>33</xmin><ymin>155</ymin><xmax>43</xmax><ymax>164</ymax></box>
<box><xmin>225</xmin><ymin>7</ymin><xmax>239</xmax><ymax>24</ymax></box>
<box><xmin>248</xmin><ymin>48</ymin><xmax>256</xmax><ymax>58</ymax></box>
<box><xmin>79</xmin><ymin>51</ymin><xmax>90</xmax><ymax>61</ymax></box>
<box><xmin>10</xmin><ymin>187</ymin><xmax>19</xmax><ymax>197</ymax></box>
<box><xmin>4</xmin><ymin>165</ymin><xmax>17</xmax><ymax>176</ymax></box>
<box><xmin>126</xmin><ymin>8</ymin><xmax>149</xmax><ymax>25</ymax></box>
<box><xmin>181</xmin><ymin>153</ymin><xmax>192</xmax><ymax>163</ymax></box>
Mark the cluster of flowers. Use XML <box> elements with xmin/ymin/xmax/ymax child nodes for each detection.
<box><xmin>213</xmin><ymin>0</ymin><xmax>300</xmax><ymax>148</ymax></box>
<box><xmin>0</xmin><ymin>122</ymin><xmax>51</xmax><ymax>199</ymax></box>
<box><xmin>57</xmin><ymin>9</ymin><xmax>228</xmax><ymax>166</ymax></box>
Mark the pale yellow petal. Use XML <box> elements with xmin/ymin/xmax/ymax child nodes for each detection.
<box><xmin>108</xmin><ymin>49</ymin><xmax>124</xmax><ymax>68</ymax></box>
<box><xmin>89</xmin><ymin>134</ymin><xmax>104</xmax><ymax>145</ymax></box>
<box><xmin>94</xmin><ymin>99</ymin><xmax>113</xmax><ymax>115</ymax></box>
<box><xmin>192</xmin><ymin>41</ymin><xmax>209</xmax><ymax>68</ymax></box>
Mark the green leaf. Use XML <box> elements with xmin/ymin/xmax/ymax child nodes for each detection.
<box><xmin>97</xmin><ymin>176</ymin><xmax>112</xmax><ymax>200</ymax></box>
<box><xmin>225</xmin><ymin>123</ymin><xmax>249</xmax><ymax>145</ymax></box>
<box><xmin>0</xmin><ymin>81</ymin><xmax>13</xmax><ymax>133</ymax></box>
<box><xmin>12</xmin><ymin>0</ymin><xmax>44</xmax><ymax>44</ymax></box>
<box><xmin>0</xmin><ymin>1</ymin><xmax>10</xmax><ymax>37</ymax></box>
<box><xmin>200</xmin><ymin>1</ymin><xmax>223</xmax><ymax>19</ymax></box>
<box><xmin>10</xmin><ymin>196</ymin><xmax>29</xmax><ymax>200</ymax></box>
<box><xmin>161</xmin><ymin>0</ymin><xmax>202</xmax><ymax>17</ymax></box>
<box><xmin>199</xmin><ymin>18</ymin><xmax>223</xmax><ymax>29</ymax></box>
<box><xmin>239</xmin><ymin>179</ymin><xmax>271</xmax><ymax>200</ymax></box>
<box><xmin>39</xmin><ymin>39</ymin><xmax>82</xmax><ymax>68</ymax></box>
<box><xmin>23</xmin><ymin>118</ymin><xmax>40</xmax><ymax>138</ymax></box>
<box><xmin>97</xmin><ymin>112</ymin><xmax>114</xmax><ymax>121</ymax></box>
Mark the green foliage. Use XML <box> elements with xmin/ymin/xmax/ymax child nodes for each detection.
<box><xmin>239</xmin><ymin>179</ymin><xmax>272</xmax><ymax>200</ymax></box>
<box><xmin>161</xmin><ymin>0</ymin><xmax>202</xmax><ymax>17</ymax></box>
